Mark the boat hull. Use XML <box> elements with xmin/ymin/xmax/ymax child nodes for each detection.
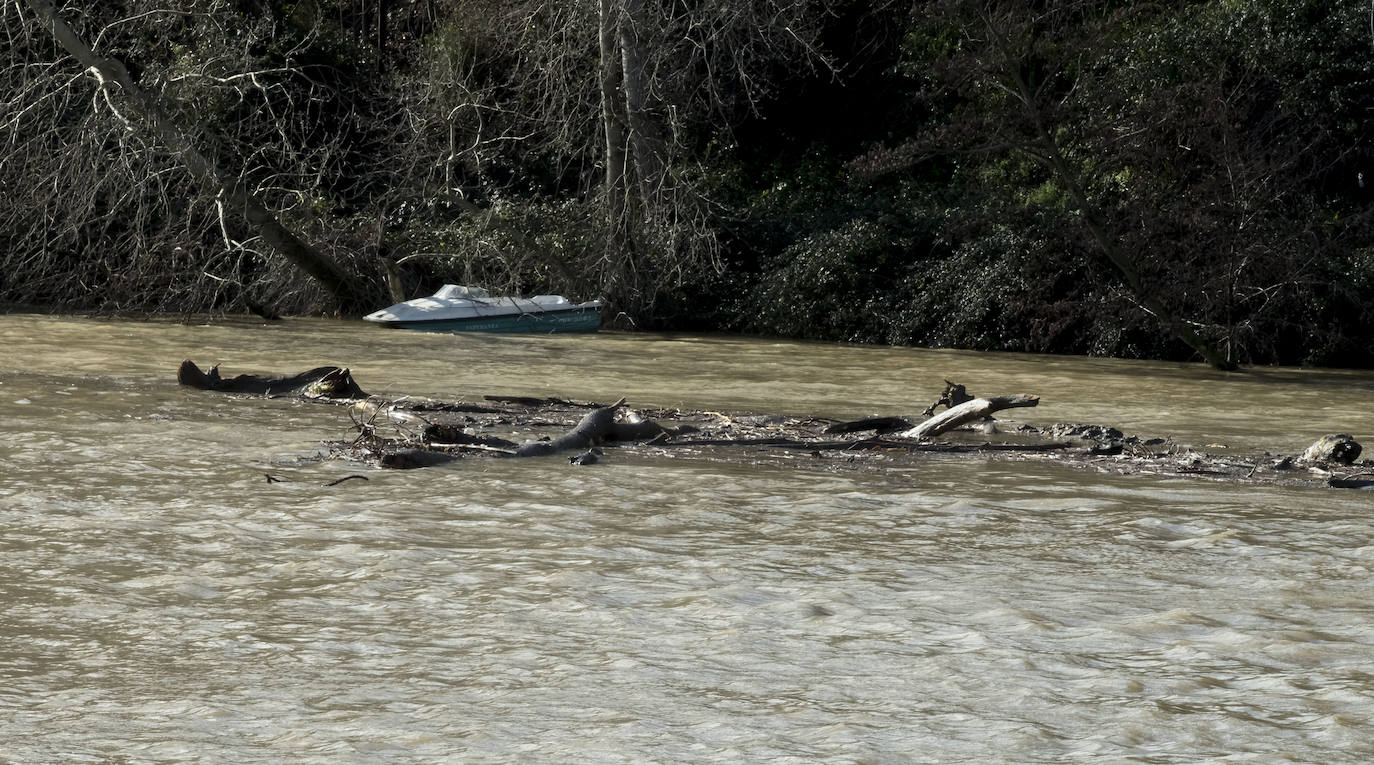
<box><xmin>374</xmin><ymin>307</ymin><xmax>602</xmax><ymax>334</ymax></box>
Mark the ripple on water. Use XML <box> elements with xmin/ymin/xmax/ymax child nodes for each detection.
<box><xmin>3</xmin><ymin>321</ymin><xmax>1374</xmax><ymax>762</ymax></box>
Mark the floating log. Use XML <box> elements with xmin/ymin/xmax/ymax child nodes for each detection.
<box><xmin>607</xmin><ymin>418</ymin><xmax>670</xmax><ymax>441</ymax></box>
<box><xmin>380</xmin><ymin>449</ymin><xmax>461</xmax><ymax>469</ymax></box>
<box><xmin>570</xmin><ymin>448</ymin><xmax>603</xmax><ymax>465</ymax></box>
<box><xmin>901</xmin><ymin>394</ymin><xmax>1041</xmax><ymax>440</ymax></box>
<box><xmin>178</xmin><ymin>360</ymin><xmax>367</xmax><ymax>399</ymax></box>
<box><xmin>1299</xmin><ymin>434</ymin><xmax>1362</xmax><ymax>465</ymax></box>
<box><xmin>421</xmin><ymin>423</ymin><xmax>519</xmax><ymax>450</ymax></box>
<box><xmin>485</xmin><ymin>394</ymin><xmax>586</xmax><ymax>408</ymax></box>
<box><xmin>514</xmin><ymin>398</ymin><xmax>628</xmax><ymax>457</ymax></box>
<box><xmin>824</xmin><ymin>416</ymin><xmax>913</xmax><ymax>435</ymax></box>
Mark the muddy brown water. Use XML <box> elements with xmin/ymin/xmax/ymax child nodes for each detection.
<box><xmin>2</xmin><ymin>314</ymin><xmax>1372</xmax><ymax>763</ymax></box>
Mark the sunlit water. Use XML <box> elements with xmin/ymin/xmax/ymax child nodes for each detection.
<box><xmin>1</xmin><ymin>315</ymin><xmax>1372</xmax><ymax>763</ymax></box>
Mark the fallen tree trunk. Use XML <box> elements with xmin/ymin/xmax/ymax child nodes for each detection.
<box><xmin>901</xmin><ymin>394</ymin><xmax>1040</xmax><ymax>440</ymax></box>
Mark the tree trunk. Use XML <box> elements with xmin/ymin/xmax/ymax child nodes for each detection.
<box><xmin>619</xmin><ymin>0</ymin><xmax>666</xmax><ymax>206</ymax></box>
<box><xmin>597</xmin><ymin>0</ymin><xmax>635</xmax><ymax>294</ymax></box>
<box><xmin>23</xmin><ymin>0</ymin><xmax>367</xmax><ymax>315</ymax></box>
<box><xmin>598</xmin><ymin>0</ymin><xmax>629</xmax><ymax>222</ymax></box>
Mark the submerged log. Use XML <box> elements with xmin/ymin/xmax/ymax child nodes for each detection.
<box><xmin>1299</xmin><ymin>434</ymin><xmax>1362</xmax><ymax>465</ymax></box>
<box><xmin>380</xmin><ymin>449</ymin><xmax>461</xmax><ymax>470</ymax></box>
<box><xmin>824</xmin><ymin>416</ymin><xmax>914</xmax><ymax>435</ymax></box>
<box><xmin>570</xmin><ymin>448</ymin><xmax>604</xmax><ymax>465</ymax></box>
<box><xmin>514</xmin><ymin>398</ymin><xmax>628</xmax><ymax>457</ymax></box>
<box><xmin>485</xmin><ymin>394</ymin><xmax>587</xmax><ymax>408</ymax></box>
<box><xmin>902</xmin><ymin>394</ymin><xmax>1041</xmax><ymax>440</ymax></box>
<box><xmin>421</xmin><ymin>423</ymin><xmax>520</xmax><ymax>451</ymax></box>
<box><xmin>508</xmin><ymin>402</ymin><xmax>685</xmax><ymax>457</ymax></box>
<box><xmin>178</xmin><ymin>360</ymin><xmax>367</xmax><ymax>399</ymax></box>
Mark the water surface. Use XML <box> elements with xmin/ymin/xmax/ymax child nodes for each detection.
<box><xmin>2</xmin><ymin>315</ymin><xmax>1371</xmax><ymax>763</ymax></box>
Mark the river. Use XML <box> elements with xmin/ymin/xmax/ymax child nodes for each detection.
<box><xmin>1</xmin><ymin>314</ymin><xmax>1372</xmax><ymax>763</ymax></box>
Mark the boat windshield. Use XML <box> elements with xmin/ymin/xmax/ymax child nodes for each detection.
<box><xmin>434</xmin><ymin>285</ymin><xmax>490</xmax><ymax>300</ymax></box>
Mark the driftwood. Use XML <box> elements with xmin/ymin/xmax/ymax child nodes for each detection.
<box><xmin>824</xmin><ymin>416</ymin><xmax>913</xmax><ymax>435</ymax></box>
<box><xmin>901</xmin><ymin>394</ymin><xmax>1041</xmax><ymax>440</ymax></box>
<box><xmin>484</xmin><ymin>394</ymin><xmax>590</xmax><ymax>409</ymax></box>
<box><xmin>922</xmin><ymin>380</ymin><xmax>975</xmax><ymax>417</ymax></box>
<box><xmin>175</xmin><ymin>362</ymin><xmax>1371</xmax><ymax>490</ymax></box>
<box><xmin>422</xmin><ymin>424</ymin><xmax>520</xmax><ymax>450</ymax></box>
<box><xmin>178</xmin><ymin>360</ymin><xmax>367</xmax><ymax>399</ymax></box>
<box><xmin>1299</xmin><ymin>434</ymin><xmax>1362</xmax><ymax>465</ymax></box>
<box><xmin>379</xmin><ymin>449</ymin><xmax>462</xmax><ymax>470</ymax></box>
<box><xmin>514</xmin><ymin>398</ymin><xmax>628</xmax><ymax>457</ymax></box>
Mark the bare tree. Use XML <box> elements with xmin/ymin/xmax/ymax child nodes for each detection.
<box><xmin>14</xmin><ymin>0</ymin><xmax>377</xmax><ymax>314</ymax></box>
<box><xmin>376</xmin><ymin>0</ymin><xmax>842</xmax><ymax>319</ymax></box>
<box><xmin>591</xmin><ymin>0</ymin><xmax>841</xmax><ymax>316</ymax></box>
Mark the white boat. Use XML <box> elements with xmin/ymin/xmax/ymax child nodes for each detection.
<box><xmin>363</xmin><ymin>285</ymin><xmax>603</xmax><ymax>334</ymax></box>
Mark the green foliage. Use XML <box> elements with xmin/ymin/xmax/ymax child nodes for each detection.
<box><xmin>1290</xmin><ymin>248</ymin><xmax>1374</xmax><ymax>368</ymax></box>
<box><xmin>748</xmin><ymin>215</ymin><xmax>920</xmax><ymax>342</ymax></box>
